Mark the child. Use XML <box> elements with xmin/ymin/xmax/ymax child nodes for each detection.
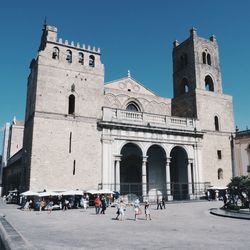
<box><xmin>145</xmin><ymin>201</ymin><xmax>152</xmax><ymax>220</ymax></box>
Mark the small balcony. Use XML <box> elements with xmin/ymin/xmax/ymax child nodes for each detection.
<box><xmin>102</xmin><ymin>107</ymin><xmax>200</xmax><ymax>131</ymax></box>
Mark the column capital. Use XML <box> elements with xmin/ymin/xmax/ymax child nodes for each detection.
<box><xmin>142</xmin><ymin>156</ymin><xmax>148</xmax><ymax>163</ymax></box>
<box><xmin>188</xmin><ymin>158</ymin><xmax>194</xmax><ymax>164</ymax></box>
<box><xmin>114</xmin><ymin>154</ymin><xmax>122</xmax><ymax>161</ymax></box>
<box><xmin>165</xmin><ymin>157</ymin><xmax>171</xmax><ymax>164</ymax></box>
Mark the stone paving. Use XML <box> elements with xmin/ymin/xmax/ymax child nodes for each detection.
<box><xmin>1</xmin><ymin>199</ymin><xmax>250</xmax><ymax>250</ymax></box>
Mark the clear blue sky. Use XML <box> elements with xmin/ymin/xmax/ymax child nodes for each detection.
<box><xmin>1</xmin><ymin>0</ymin><xmax>250</xmax><ymax>152</ymax></box>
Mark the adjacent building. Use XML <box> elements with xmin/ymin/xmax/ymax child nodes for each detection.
<box><xmin>233</xmin><ymin>129</ymin><xmax>250</xmax><ymax>177</ymax></box>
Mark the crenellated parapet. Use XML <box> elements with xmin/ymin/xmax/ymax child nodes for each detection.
<box><xmin>56</xmin><ymin>38</ymin><xmax>101</xmax><ymax>54</ymax></box>
<box><xmin>40</xmin><ymin>24</ymin><xmax>101</xmax><ymax>54</ymax></box>
<box><xmin>37</xmin><ymin>24</ymin><xmax>103</xmax><ymax>70</ymax></box>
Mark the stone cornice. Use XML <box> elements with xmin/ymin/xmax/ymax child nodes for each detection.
<box><xmin>98</xmin><ymin>121</ymin><xmax>203</xmax><ymax>138</ymax></box>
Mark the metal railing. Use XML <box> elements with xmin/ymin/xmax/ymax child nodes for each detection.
<box><xmin>99</xmin><ymin>182</ymin><xmax>210</xmax><ymax>202</ymax></box>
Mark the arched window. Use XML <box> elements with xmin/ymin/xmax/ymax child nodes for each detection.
<box><xmin>205</xmin><ymin>75</ymin><xmax>214</xmax><ymax>91</ymax></box>
<box><xmin>78</xmin><ymin>52</ymin><xmax>84</xmax><ymax>65</ymax></box>
<box><xmin>52</xmin><ymin>47</ymin><xmax>59</xmax><ymax>59</ymax></box>
<box><xmin>68</xmin><ymin>94</ymin><xmax>75</xmax><ymax>114</ymax></box>
<box><xmin>214</xmin><ymin>116</ymin><xmax>219</xmax><ymax>131</ymax></box>
<box><xmin>66</xmin><ymin>50</ymin><xmax>72</xmax><ymax>63</ymax></box>
<box><xmin>89</xmin><ymin>55</ymin><xmax>95</xmax><ymax>67</ymax></box>
<box><xmin>126</xmin><ymin>102</ymin><xmax>140</xmax><ymax>112</ymax></box>
<box><xmin>207</xmin><ymin>53</ymin><xmax>211</xmax><ymax>65</ymax></box>
<box><xmin>218</xmin><ymin>168</ymin><xmax>223</xmax><ymax>179</ymax></box>
<box><xmin>181</xmin><ymin>78</ymin><xmax>189</xmax><ymax>94</ymax></box>
<box><xmin>202</xmin><ymin>52</ymin><xmax>206</xmax><ymax>64</ymax></box>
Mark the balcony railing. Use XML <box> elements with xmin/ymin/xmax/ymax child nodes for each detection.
<box><xmin>102</xmin><ymin>107</ymin><xmax>199</xmax><ymax>131</ymax></box>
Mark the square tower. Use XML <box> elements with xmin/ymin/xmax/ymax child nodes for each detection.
<box><xmin>171</xmin><ymin>28</ymin><xmax>235</xmax><ymax>187</ymax></box>
<box><xmin>21</xmin><ymin>25</ymin><xmax>104</xmax><ymax>191</ymax></box>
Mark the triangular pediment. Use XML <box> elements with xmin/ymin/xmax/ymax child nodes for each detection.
<box><xmin>105</xmin><ymin>76</ymin><xmax>156</xmax><ymax>96</ymax></box>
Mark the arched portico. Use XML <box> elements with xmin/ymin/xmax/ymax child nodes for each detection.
<box><xmin>119</xmin><ymin>143</ymin><xmax>143</xmax><ymax>197</ymax></box>
<box><xmin>147</xmin><ymin>145</ymin><xmax>166</xmax><ymax>199</ymax></box>
<box><xmin>170</xmin><ymin>146</ymin><xmax>192</xmax><ymax>200</ymax></box>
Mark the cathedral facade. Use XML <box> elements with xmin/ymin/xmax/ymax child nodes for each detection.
<box><xmin>19</xmin><ymin>25</ymin><xmax>234</xmax><ymax>200</ymax></box>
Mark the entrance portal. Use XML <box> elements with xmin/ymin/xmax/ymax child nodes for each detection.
<box><xmin>120</xmin><ymin>143</ymin><xmax>142</xmax><ymax>197</ymax></box>
<box><xmin>170</xmin><ymin>146</ymin><xmax>188</xmax><ymax>200</ymax></box>
<box><xmin>147</xmin><ymin>145</ymin><xmax>166</xmax><ymax>198</ymax></box>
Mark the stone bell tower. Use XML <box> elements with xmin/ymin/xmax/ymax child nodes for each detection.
<box><xmin>21</xmin><ymin>24</ymin><xmax>104</xmax><ymax>191</ymax></box>
<box><xmin>171</xmin><ymin>28</ymin><xmax>235</xmax><ymax>187</ymax></box>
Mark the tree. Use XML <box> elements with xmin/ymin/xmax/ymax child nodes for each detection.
<box><xmin>227</xmin><ymin>176</ymin><xmax>250</xmax><ymax>209</ymax></box>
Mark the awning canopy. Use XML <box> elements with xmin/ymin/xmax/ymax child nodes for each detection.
<box><xmin>20</xmin><ymin>191</ymin><xmax>39</xmax><ymax>196</ymax></box>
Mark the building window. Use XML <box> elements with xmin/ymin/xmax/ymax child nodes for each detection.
<box><xmin>207</xmin><ymin>53</ymin><xmax>211</xmax><ymax>65</ymax></box>
<box><xmin>182</xmin><ymin>78</ymin><xmax>189</xmax><ymax>94</ymax></box>
<box><xmin>217</xmin><ymin>150</ymin><xmax>222</xmax><ymax>159</ymax></box>
<box><xmin>52</xmin><ymin>47</ymin><xmax>59</xmax><ymax>59</ymax></box>
<box><xmin>73</xmin><ymin>160</ymin><xmax>76</xmax><ymax>175</ymax></box>
<box><xmin>89</xmin><ymin>55</ymin><xmax>95</xmax><ymax>67</ymax></box>
<box><xmin>69</xmin><ymin>132</ymin><xmax>72</xmax><ymax>153</ymax></box>
<box><xmin>126</xmin><ymin>102</ymin><xmax>140</xmax><ymax>112</ymax></box>
<box><xmin>66</xmin><ymin>50</ymin><xmax>72</xmax><ymax>63</ymax></box>
<box><xmin>78</xmin><ymin>52</ymin><xmax>84</xmax><ymax>65</ymax></box>
<box><xmin>214</xmin><ymin>116</ymin><xmax>219</xmax><ymax>131</ymax></box>
<box><xmin>218</xmin><ymin>168</ymin><xmax>223</xmax><ymax>179</ymax></box>
<box><xmin>202</xmin><ymin>52</ymin><xmax>206</xmax><ymax>64</ymax></box>
<box><xmin>205</xmin><ymin>75</ymin><xmax>214</xmax><ymax>92</ymax></box>
<box><xmin>68</xmin><ymin>94</ymin><xmax>75</xmax><ymax>114</ymax></box>
<box><xmin>247</xmin><ymin>165</ymin><xmax>250</xmax><ymax>173</ymax></box>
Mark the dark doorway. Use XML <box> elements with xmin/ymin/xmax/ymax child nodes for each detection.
<box><xmin>120</xmin><ymin>143</ymin><xmax>142</xmax><ymax>197</ymax></box>
<box><xmin>147</xmin><ymin>145</ymin><xmax>166</xmax><ymax>197</ymax></box>
<box><xmin>170</xmin><ymin>146</ymin><xmax>188</xmax><ymax>200</ymax></box>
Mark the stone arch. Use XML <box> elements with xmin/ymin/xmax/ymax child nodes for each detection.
<box><xmin>66</xmin><ymin>49</ymin><xmax>72</xmax><ymax>63</ymax></box>
<box><xmin>118</xmin><ymin>141</ymin><xmax>144</xmax><ymax>156</ymax></box>
<box><xmin>214</xmin><ymin>114</ymin><xmax>220</xmax><ymax>131</ymax></box>
<box><xmin>68</xmin><ymin>94</ymin><xmax>75</xmax><ymax>115</ymax></box>
<box><xmin>52</xmin><ymin>47</ymin><xmax>59</xmax><ymax>59</ymax></box>
<box><xmin>89</xmin><ymin>55</ymin><xmax>95</xmax><ymax>67</ymax></box>
<box><xmin>146</xmin><ymin>144</ymin><xmax>167</xmax><ymax>198</ymax></box>
<box><xmin>218</xmin><ymin>168</ymin><xmax>223</xmax><ymax>180</ymax></box>
<box><xmin>181</xmin><ymin>77</ymin><xmax>190</xmax><ymax>94</ymax></box>
<box><xmin>122</xmin><ymin>98</ymin><xmax>144</xmax><ymax>112</ymax></box>
<box><xmin>207</xmin><ymin>53</ymin><xmax>211</xmax><ymax>65</ymax></box>
<box><xmin>170</xmin><ymin>146</ymin><xmax>189</xmax><ymax>200</ymax></box>
<box><xmin>205</xmin><ymin>75</ymin><xmax>214</xmax><ymax>92</ymax></box>
<box><xmin>120</xmin><ymin>142</ymin><xmax>143</xmax><ymax>196</ymax></box>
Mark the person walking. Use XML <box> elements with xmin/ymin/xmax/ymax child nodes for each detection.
<box><xmin>162</xmin><ymin>197</ymin><xmax>166</xmax><ymax>209</ymax></box>
<box><xmin>145</xmin><ymin>201</ymin><xmax>152</xmax><ymax>220</ymax></box>
<box><xmin>100</xmin><ymin>197</ymin><xmax>107</xmax><ymax>214</ymax></box>
<box><xmin>94</xmin><ymin>195</ymin><xmax>101</xmax><ymax>214</ymax></box>
<box><xmin>157</xmin><ymin>196</ymin><xmax>162</xmax><ymax>210</ymax></box>
<box><xmin>119</xmin><ymin>200</ymin><xmax>126</xmax><ymax>221</ymax></box>
<box><xmin>134</xmin><ymin>198</ymin><xmax>140</xmax><ymax>221</ymax></box>
<box><xmin>115</xmin><ymin>201</ymin><xmax>121</xmax><ymax>220</ymax></box>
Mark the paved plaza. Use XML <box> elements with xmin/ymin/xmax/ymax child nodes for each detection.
<box><xmin>0</xmin><ymin>199</ymin><xmax>250</xmax><ymax>250</ymax></box>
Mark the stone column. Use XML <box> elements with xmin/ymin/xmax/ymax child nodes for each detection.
<box><xmin>142</xmin><ymin>156</ymin><xmax>148</xmax><ymax>201</ymax></box>
<box><xmin>114</xmin><ymin>155</ymin><xmax>122</xmax><ymax>193</ymax></box>
<box><xmin>187</xmin><ymin>158</ymin><xmax>194</xmax><ymax>199</ymax></box>
<box><xmin>165</xmin><ymin>157</ymin><xmax>173</xmax><ymax>201</ymax></box>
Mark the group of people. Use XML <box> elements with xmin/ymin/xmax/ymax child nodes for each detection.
<box><xmin>115</xmin><ymin>198</ymin><xmax>152</xmax><ymax>221</ymax></box>
<box><xmin>19</xmin><ymin>194</ymin><xmax>90</xmax><ymax>212</ymax></box>
<box><xmin>156</xmin><ymin>196</ymin><xmax>166</xmax><ymax>210</ymax></box>
<box><xmin>94</xmin><ymin>195</ymin><xmax>107</xmax><ymax>214</ymax></box>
